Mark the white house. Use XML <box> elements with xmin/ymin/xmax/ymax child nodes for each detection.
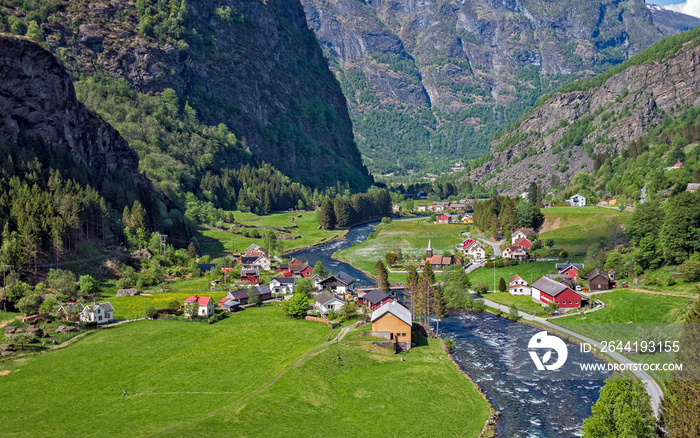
<box><xmin>566</xmin><ymin>194</ymin><xmax>587</xmax><ymax>207</ymax></box>
<box><xmin>183</xmin><ymin>295</ymin><xmax>215</xmax><ymax>318</ymax></box>
<box><xmin>79</xmin><ymin>302</ymin><xmax>114</xmax><ymax>324</ymax></box>
<box><xmin>269</xmin><ymin>277</ymin><xmax>296</xmax><ymax>295</ymax></box>
<box><xmin>508</xmin><ymin>275</ymin><xmax>531</xmax><ymax>296</ymax></box>
<box><xmin>511</xmin><ymin>229</ymin><xmax>527</xmax><ymax>245</ymax></box>
<box><xmin>310</xmin><ymin>274</ymin><xmax>324</xmax><ymax>291</ymax></box>
<box><xmin>318</xmin><ymin>272</ymin><xmax>357</xmax><ymax>294</ymax></box>
<box><xmin>241</xmin><ymin>252</ymin><xmax>271</xmax><ymax>271</ymax></box>
<box><xmin>503</xmin><ymin>246</ymin><xmax>529</xmax><ymax>260</ymax></box>
<box><xmin>314</xmin><ymin>291</ymin><xmax>345</xmax><ymax>316</ymax></box>
<box><xmin>463</xmin><ymin>241</ymin><xmax>486</xmax><ymax>260</ymax></box>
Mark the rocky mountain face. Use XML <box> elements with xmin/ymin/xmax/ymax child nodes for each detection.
<box><xmin>0</xmin><ymin>34</ymin><xmax>148</xmax><ymax>189</ymax></box>
<box><xmin>463</xmin><ymin>28</ymin><xmax>700</xmax><ymax>194</ymax></box>
<box><xmin>300</xmin><ymin>0</ymin><xmax>700</xmax><ymax>174</ymax></box>
<box><xmin>0</xmin><ymin>0</ymin><xmax>371</xmax><ymax>191</ymax></box>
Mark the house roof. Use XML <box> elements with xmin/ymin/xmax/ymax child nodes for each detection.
<box><xmin>509</xmin><ymin>275</ymin><xmax>524</xmax><ymax>283</ymax></box>
<box><xmin>687</xmin><ymin>183</ymin><xmax>700</xmax><ymax>191</ymax></box>
<box><xmin>588</xmin><ymin>269</ymin><xmax>608</xmax><ymax>281</ymax></box>
<box><xmin>320</xmin><ymin>272</ymin><xmax>357</xmax><ymax>286</ymax></box>
<box><xmin>437</xmin><ymin>214</ymin><xmax>450</xmax><ymax>220</ymax></box>
<box><xmin>556</xmin><ymin>261</ymin><xmax>584</xmax><ymax>271</ymax></box>
<box><xmin>184</xmin><ymin>295</ymin><xmax>213</xmax><ymax>306</ymax></box>
<box><xmin>425</xmin><ymin>255</ymin><xmax>453</xmax><ymax>265</ymax></box>
<box><xmin>289</xmin><ymin>262</ymin><xmax>312</xmax><ymax>273</ymax></box>
<box><xmin>254</xmin><ymin>285</ymin><xmax>272</xmax><ymax>296</ymax></box>
<box><xmin>241</xmin><ymin>256</ymin><xmax>261</xmax><ymax>265</ymax></box>
<box><xmin>278</xmin><ymin>263</ymin><xmax>289</xmax><ymax>269</ymax></box>
<box><xmin>532</xmin><ymin>277</ymin><xmax>573</xmax><ymax>297</ymax></box>
<box><xmin>227</xmin><ymin>289</ymin><xmax>251</xmax><ymax>300</ymax></box>
<box><xmin>245</xmin><ymin>244</ymin><xmax>268</xmax><ymax>254</ymax></box>
<box><xmin>240</xmin><ymin>266</ymin><xmax>259</xmax><ymax>276</ymax></box>
<box><xmin>198</xmin><ymin>263</ymin><xmax>216</xmax><ymax>272</ymax></box>
<box><xmin>315</xmin><ymin>291</ymin><xmax>344</xmax><ymax>306</ymax></box>
<box><xmin>222</xmin><ymin>300</ymin><xmax>240</xmax><ymax>308</ymax></box>
<box><xmin>515</xmin><ymin>237</ymin><xmax>531</xmax><ymax>245</ymax></box>
<box><xmin>361</xmin><ymin>289</ymin><xmax>391</xmax><ymax>305</ymax></box>
<box><xmin>271</xmin><ymin>277</ymin><xmax>295</xmax><ymax>285</ymax></box>
<box><xmin>371</xmin><ymin>300</ymin><xmax>412</xmax><ymax>327</ymax></box>
<box><xmin>82</xmin><ymin>302</ymin><xmax>114</xmax><ymax>313</ymax></box>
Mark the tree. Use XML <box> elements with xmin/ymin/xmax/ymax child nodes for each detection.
<box><xmin>78</xmin><ymin>275</ymin><xmax>99</xmax><ymax>295</ymax></box>
<box><xmin>4</xmin><ymin>276</ymin><xmax>30</xmax><ymax>309</ymax></box>
<box><xmin>433</xmin><ymin>284</ymin><xmax>447</xmax><ymax>335</ymax></box>
<box><xmin>546</xmin><ymin>239</ymin><xmax>555</xmax><ymax>249</ymax></box>
<box><xmin>47</xmin><ymin>269</ymin><xmax>77</xmax><ymax>299</ymax></box>
<box><xmin>39</xmin><ymin>295</ymin><xmax>58</xmax><ymax>313</ymax></box>
<box><xmin>9</xmin><ymin>332</ymin><xmax>36</xmax><ymax>348</ymax></box>
<box><xmin>184</xmin><ymin>302</ymin><xmax>199</xmax><ymax>318</ymax></box>
<box><xmin>473</xmin><ymin>283</ymin><xmax>488</xmax><ymax>294</ymax></box>
<box><xmin>498</xmin><ymin>277</ymin><xmax>507</xmax><ymax>292</ymax></box>
<box><xmin>679</xmin><ymin>260</ymin><xmax>700</xmax><ymax>282</ymax></box>
<box><xmin>659</xmin><ymin>192</ymin><xmax>700</xmax><ymax>264</ymax></box>
<box><xmin>385</xmin><ymin>252</ymin><xmax>398</xmax><ymax>267</ymax></box>
<box><xmin>282</xmin><ymin>291</ymin><xmax>310</xmax><ymax>318</ymax></box>
<box><xmin>527</xmin><ymin>182</ymin><xmax>540</xmax><ymax>206</ymax></box>
<box><xmin>546</xmin><ymin>302</ymin><xmax>559</xmax><ymax>314</ymax></box>
<box><xmin>247</xmin><ymin>289</ymin><xmax>260</xmax><ymax>306</ymax></box>
<box><xmin>145</xmin><ymin>306</ymin><xmax>158</xmax><ymax>319</ymax></box>
<box><xmin>295</xmin><ymin>279</ymin><xmax>314</xmax><ymax>298</ymax></box>
<box><xmin>508</xmin><ymin>304</ymin><xmax>520</xmax><ymax>321</ymax></box>
<box><xmin>516</xmin><ymin>199</ymin><xmax>534</xmax><ymax>228</ymax></box>
<box><xmin>17</xmin><ymin>294</ymin><xmax>41</xmax><ymax>315</ymax></box>
<box><xmin>443</xmin><ymin>265</ymin><xmax>471</xmax><ymax>309</ymax></box>
<box><xmin>318</xmin><ymin>199</ymin><xmax>336</xmax><ymax>230</ymax></box>
<box><xmin>374</xmin><ymin>260</ymin><xmax>389</xmax><ymax>293</ymax></box>
<box><xmin>582</xmin><ymin>373</ymin><xmax>655</xmax><ymax>438</ymax></box>
<box><xmin>168</xmin><ymin>299</ymin><xmax>181</xmax><ymax>312</ymax></box>
<box><xmin>472</xmin><ymin>299</ymin><xmax>486</xmax><ymax>312</ymax></box>
<box><xmin>406</xmin><ymin>264</ymin><xmax>420</xmax><ymax>314</ymax></box>
<box><xmin>634</xmin><ymin>236</ymin><xmax>664</xmax><ymax>270</ymax></box>
<box><xmin>339</xmin><ymin>302</ymin><xmax>359</xmax><ymax>320</ymax></box>
<box><xmin>313</xmin><ymin>261</ymin><xmax>326</xmax><ymax>279</ymax></box>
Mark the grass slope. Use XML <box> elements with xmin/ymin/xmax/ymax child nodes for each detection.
<box><xmin>468</xmin><ymin>259</ymin><xmax>583</xmax><ymax>290</ymax></box>
<box><xmin>198</xmin><ymin>211</ymin><xmax>345</xmax><ymax>256</ymax></box>
<box><xmin>538</xmin><ymin>206</ymin><xmax>629</xmax><ymax>248</ymax></box>
<box><xmin>0</xmin><ymin>306</ymin><xmax>490</xmax><ymax>437</ymax></box>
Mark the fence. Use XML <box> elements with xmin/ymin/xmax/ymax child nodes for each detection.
<box><xmin>305</xmin><ymin>316</ymin><xmax>330</xmax><ymax>324</ymax></box>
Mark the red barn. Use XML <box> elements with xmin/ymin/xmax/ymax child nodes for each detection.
<box><xmin>531</xmin><ymin>277</ymin><xmax>587</xmax><ymax>309</ymax></box>
<box><xmin>358</xmin><ymin>289</ymin><xmax>393</xmax><ymax>311</ymax></box>
<box><xmin>556</xmin><ymin>261</ymin><xmax>584</xmax><ymax>279</ymax></box>
<box><xmin>437</xmin><ymin>214</ymin><xmax>451</xmax><ymax>224</ymax></box>
<box><xmin>289</xmin><ymin>261</ymin><xmax>313</xmax><ymax>278</ymax></box>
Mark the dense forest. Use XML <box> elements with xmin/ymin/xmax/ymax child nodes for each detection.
<box><xmin>472</xmin><ymin>184</ymin><xmax>545</xmax><ymax>239</ymax></box>
<box><xmin>318</xmin><ymin>189</ymin><xmax>392</xmax><ymax>229</ymax></box>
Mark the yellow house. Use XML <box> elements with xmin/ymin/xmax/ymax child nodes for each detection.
<box><xmin>371</xmin><ymin>300</ymin><xmax>412</xmax><ymax>347</ymax></box>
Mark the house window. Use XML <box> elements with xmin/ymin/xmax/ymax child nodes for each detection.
<box><xmin>401</xmin><ymin>333</ymin><xmax>406</xmax><ymax>337</ymax></box>
<box><xmin>99</xmin><ymin>316</ymin><xmax>103</xmax><ymax>321</ymax></box>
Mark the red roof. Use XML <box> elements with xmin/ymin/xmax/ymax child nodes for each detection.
<box><xmin>463</xmin><ymin>239</ymin><xmax>475</xmax><ymax>247</ymax></box>
<box><xmin>184</xmin><ymin>295</ymin><xmax>213</xmax><ymax>306</ymax></box>
<box><xmin>515</xmin><ymin>237</ymin><xmax>531</xmax><ymax>247</ymax></box>
<box><xmin>509</xmin><ymin>275</ymin><xmax>523</xmax><ymax>282</ymax></box>
<box><xmin>674</xmin><ymin>161</ymin><xmax>683</xmax><ymax>168</ymax></box>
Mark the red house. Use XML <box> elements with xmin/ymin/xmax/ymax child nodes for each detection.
<box><xmin>437</xmin><ymin>214</ymin><xmax>451</xmax><ymax>224</ymax></box>
<box><xmin>289</xmin><ymin>261</ymin><xmax>313</xmax><ymax>278</ymax></box>
<box><xmin>515</xmin><ymin>237</ymin><xmax>532</xmax><ymax>248</ymax></box>
<box><xmin>531</xmin><ymin>277</ymin><xmax>587</xmax><ymax>309</ymax></box>
<box><xmin>358</xmin><ymin>289</ymin><xmax>393</xmax><ymax>311</ymax></box>
<box><xmin>556</xmin><ymin>261</ymin><xmax>584</xmax><ymax>279</ymax></box>
<box><xmin>240</xmin><ymin>267</ymin><xmax>260</xmax><ymax>284</ymax></box>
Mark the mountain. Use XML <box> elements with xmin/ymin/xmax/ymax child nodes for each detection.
<box><xmin>300</xmin><ymin>0</ymin><xmax>700</xmax><ymax>175</ymax></box>
<box><xmin>0</xmin><ymin>0</ymin><xmax>371</xmax><ymax>191</ymax></box>
<box><xmin>647</xmin><ymin>3</ymin><xmax>700</xmax><ymax>36</ymax></box>
<box><xmin>462</xmin><ymin>26</ymin><xmax>700</xmax><ymax>194</ymax></box>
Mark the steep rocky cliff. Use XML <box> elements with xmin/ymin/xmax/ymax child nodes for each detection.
<box><xmin>463</xmin><ymin>27</ymin><xmax>700</xmax><ymax>193</ymax></box>
<box><xmin>300</xmin><ymin>0</ymin><xmax>700</xmax><ymax>174</ymax></box>
<box><xmin>0</xmin><ymin>33</ymin><xmax>148</xmax><ymax>190</ymax></box>
<box><xmin>0</xmin><ymin>0</ymin><xmax>371</xmax><ymax>191</ymax></box>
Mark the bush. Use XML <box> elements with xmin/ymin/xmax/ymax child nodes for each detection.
<box><xmin>472</xmin><ymin>300</ymin><xmax>486</xmax><ymax>312</ymax></box>
<box><xmin>47</xmin><ymin>269</ymin><xmax>77</xmax><ymax>298</ymax></box>
<box><xmin>474</xmin><ymin>283</ymin><xmax>488</xmax><ymax>294</ymax></box>
<box><xmin>679</xmin><ymin>260</ymin><xmax>700</xmax><ymax>282</ymax></box>
<box><xmin>145</xmin><ymin>306</ymin><xmax>158</xmax><ymax>319</ymax></box>
<box><xmin>78</xmin><ymin>275</ymin><xmax>99</xmax><ymax>295</ymax></box>
<box><xmin>444</xmin><ymin>337</ymin><xmax>456</xmax><ymax>351</ymax></box>
<box><xmin>509</xmin><ymin>304</ymin><xmax>520</xmax><ymax>321</ymax></box>
<box><xmin>559</xmin><ymin>250</ymin><xmax>569</xmax><ymax>258</ymax></box>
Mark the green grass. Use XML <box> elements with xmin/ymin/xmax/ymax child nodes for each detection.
<box><xmin>0</xmin><ymin>310</ymin><xmax>20</xmax><ymax>323</ymax></box>
<box><xmin>197</xmin><ymin>211</ymin><xmax>345</xmax><ymax>256</ymax></box>
<box><xmin>634</xmin><ymin>266</ymin><xmax>700</xmax><ymax>296</ymax></box>
<box><xmin>334</xmin><ymin>218</ymin><xmax>467</xmax><ymax>280</ymax></box>
<box><xmin>539</xmin><ymin>206</ymin><xmax>629</xmax><ymax>248</ymax></box>
<box><xmin>0</xmin><ymin>305</ymin><xmax>490</xmax><ymax>437</ymax></box>
<box><xmin>468</xmin><ymin>259</ymin><xmax>582</xmax><ymax>290</ymax></box>
<box><xmin>485</xmin><ymin>292</ymin><xmax>547</xmax><ymax>315</ymax></box>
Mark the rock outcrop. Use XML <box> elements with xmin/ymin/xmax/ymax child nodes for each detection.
<box><xmin>300</xmin><ymin>0</ymin><xmax>700</xmax><ymax>174</ymax></box>
<box><xmin>463</xmin><ymin>31</ymin><xmax>700</xmax><ymax>193</ymax></box>
<box><xmin>0</xmin><ymin>34</ymin><xmax>149</xmax><ymax>188</ymax></box>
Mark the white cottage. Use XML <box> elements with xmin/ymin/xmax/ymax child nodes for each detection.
<box><xmin>80</xmin><ymin>302</ymin><xmax>114</xmax><ymax>324</ymax></box>
<box><xmin>183</xmin><ymin>295</ymin><xmax>215</xmax><ymax>318</ymax></box>
<box><xmin>269</xmin><ymin>277</ymin><xmax>296</xmax><ymax>294</ymax></box>
<box><xmin>508</xmin><ymin>275</ymin><xmax>531</xmax><ymax>296</ymax></box>
<box><xmin>566</xmin><ymin>194</ymin><xmax>587</xmax><ymax>207</ymax></box>
<box><xmin>314</xmin><ymin>291</ymin><xmax>345</xmax><ymax>316</ymax></box>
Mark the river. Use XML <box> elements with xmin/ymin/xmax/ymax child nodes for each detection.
<box><xmin>289</xmin><ymin>219</ymin><xmax>609</xmax><ymax>437</ymax></box>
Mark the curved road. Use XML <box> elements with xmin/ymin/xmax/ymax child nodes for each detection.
<box><xmin>481</xmin><ymin>298</ymin><xmax>663</xmax><ymax>416</ymax></box>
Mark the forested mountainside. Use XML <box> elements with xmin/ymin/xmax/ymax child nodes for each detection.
<box><xmin>0</xmin><ymin>34</ymin><xmax>164</xmax><ymax>268</ymax></box>
<box><xmin>0</xmin><ymin>0</ymin><xmax>372</xmax><ymax>191</ymax></box>
<box><xmin>301</xmin><ymin>0</ymin><xmax>700</xmax><ymax>175</ymax></box>
<box><xmin>463</xmin><ymin>26</ymin><xmax>700</xmax><ymax>196</ymax></box>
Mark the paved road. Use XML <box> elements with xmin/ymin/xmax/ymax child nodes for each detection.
<box><xmin>481</xmin><ymin>298</ymin><xmax>663</xmax><ymax>416</ymax></box>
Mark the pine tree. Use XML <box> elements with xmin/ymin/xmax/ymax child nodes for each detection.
<box><xmin>406</xmin><ymin>264</ymin><xmax>420</xmax><ymax>315</ymax></box>
<box><xmin>374</xmin><ymin>260</ymin><xmax>389</xmax><ymax>293</ymax></box>
<box><xmin>318</xmin><ymin>199</ymin><xmax>336</xmax><ymax>230</ymax></box>
<box><xmin>498</xmin><ymin>277</ymin><xmax>507</xmax><ymax>292</ymax></box>
<box><xmin>314</xmin><ymin>260</ymin><xmax>326</xmax><ymax>279</ymax></box>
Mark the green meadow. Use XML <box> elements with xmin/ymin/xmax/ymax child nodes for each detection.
<box><xmin>0</xmin><ymin>305</ymin><xmax>490</xmax><ymax>437</ymax></box>
<box><xmin>197</xmin><ymin>210</ymin><xmax>346</xmax><ymax>256</ymax></box>
<box><xmin>538</xmin><ymin>206</ymin><xmax>630</xmax><ymax>248</ymax></box>
<box><xmin>467</xmin><ymin>259</ymin><xmax>583</xmax><ymax>291</ymax></box>
<box><xmin>485</xmin><ymin>292</ymin><xmax>548</xmax><ymax>315</ymax></box>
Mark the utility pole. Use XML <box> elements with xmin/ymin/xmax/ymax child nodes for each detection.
<box><xmin>159</xmin><ymin>234</ymin><xmax>168</xmax><ymax>256</ymax></box>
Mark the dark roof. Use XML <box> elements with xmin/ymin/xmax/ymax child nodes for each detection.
<box><xmin>362</xmin><ymin>289</ymin><xmax>391</xmax><ymax>305</ymax></box>
<box><xmin>227</xmin><ymin>289</ymin><xmax>251</xmax><ymax>300</ymax></box>
<box><xmin>556</xmin><ymin>261</ymin><xmax>584</xmax><ymax>271</ymax></box>
<box><xmin>278</xmin><ymin>263</ymin><xmax>289</xmax><ymax>269</ymax></box>
<box><xmin>588</xmin><ymin>269</ymin><xmax>608</xmax><ymax>281</ymax></box>
<box><xmin>241</xmin><ymin>256</ymin><xmax>259</xmax><ymax>265</ymax></box>
<box><xmin>532</xmin><ymin>277</ymin><xmax>573</xmax><ymax>297</ymax></box>
<box><xmin>271</xmin><ymin>277</ymin><xmax>295</xmax><ymax>284</ymax></box>
<box><xmin>198</xmin><ymin>263</ymin><xmax>216</xmax><ymax>271</ymax></box>
<box><xmin>222</xmin><ymin>300</ymin><xmax>240</xmax><ymax>308</ymax></box>
<box><xmin>289</xmin><ymin>262</ymin><xmax>311</xmax><ymax>273</ymax></box>
<box><xmin>254</xmin><ymin>285</ymin><xmax>271</xmax><ymax>296</ymax></box>
<box><xmin>315</xmin><ymin>291</ymin><xmax>342</xmax><ymax>305</ymax></box>
<box><xmin>320</xmin><ymin>272</ymin><xmax>357</xmax><ymax>286</ymax></box>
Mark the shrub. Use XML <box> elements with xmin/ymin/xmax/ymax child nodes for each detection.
<box><xmin>145</xmin><ymin>306</ymin><xmax>157</xmax><ymax>319</ymax></box>
<box><xmin>444</xmin><ymin>337</ymin><xmax>456</xmax><ymax>351</ymax></box>
<box><xmin>679</xmin><ymin>260</ymin><xmax>700</xmax><ymax>282</ymax></box>
<box><xmin>47</xmin><ymin>269</ymin><xmax>77</xmax><ymax>298</ymax></box>
<box><xmin>473</xmin><ymin>283</ymin><xmax>488</xmax><ymax>294</ymax></box>
<box><xmin>472</xmin><ymin>300</ymin><xmax>486</xmax><ymax>312</ymax></box>
<box><xmin>559</xmin><ymin>250</ymin><xmax>569</xmax><ymax>258</ymax></box>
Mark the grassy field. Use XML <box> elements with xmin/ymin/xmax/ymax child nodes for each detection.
<box><xmin>197</xmin><ymin>211</ymin><xmax>345</xmax><ymax>256</ymax></box>
<box><xmin>334</xmin><ymin>218</ymin><xmax>466</xmax><ymax>279</ymax></box>
<box><xmin>0</xmin><ymin>305</ymin><xmax>490</xmax><ymax>437</ymax></box>
<box><xmin>0</xmin><ymin>310</ymin><xmax>20</xmax><ymax>323</ymax></box>
<box><xmin>467</xmin><ymin>259</ymin><xmax>582</xmax><ymax>291</ymax></box>
<box><xmin>539</xmin><ymin>206</ymin><xmax>630</xmax><ymax>248</ymax></box>
<box><xmin>484</xmin><ymin>292</ymin><xmax>547</xmax><ymax>315</ymax></box>
<box><xmin>632</xmin><ymin>266</ymin><xmax>700</xmax><ymax>296</ymax></box>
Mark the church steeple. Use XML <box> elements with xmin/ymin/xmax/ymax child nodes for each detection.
<box><xmin>426</xmin><ymin>240</ymin><xmax>433</xmax><ymax>259</ymax></box>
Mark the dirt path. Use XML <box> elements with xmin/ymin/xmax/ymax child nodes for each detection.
<box><xmin>628</xmin><ymin>288</ymin><xmax>695</xmax><ymax>298</ymax></box>
<box><xmin>540</xmin><ymin>216</ymin><xmax>562</xmax><ymax>233</ymax></box>
<box><xmin>149</xmin><ymin>324</ymin><xmax>355</xmax><ymax>437</ymax></box>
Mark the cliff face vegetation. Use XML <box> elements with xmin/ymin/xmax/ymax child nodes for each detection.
<box><xmin>300</xmin><ymin>0</ymin><xmax>700</xmax><ymax>174</ymax></box>
<box><xmin>0</xmin><ymin>0</ymin><xmax>372</xmax><ymax>191</ymax></box>
<box><xmin>463</xmin><ymin>27</ymin><xmax>700</xmax><ymax>195</ymax></box>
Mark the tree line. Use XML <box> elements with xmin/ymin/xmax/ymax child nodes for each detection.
<box><xmin>318</xmin><ymin>189</ymin><xmax>392</xmax><ymax>229</ymax></box>
<box><xmin>472</xmin><ymin>184</ymin><xmax>544</xmax><ymax>239</ymax></box>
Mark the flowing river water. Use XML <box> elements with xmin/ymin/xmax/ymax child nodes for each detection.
<box><xmin>288</xmin><ymin>220</ymin><xmax>609</xmax><ymax>437</ymax></box>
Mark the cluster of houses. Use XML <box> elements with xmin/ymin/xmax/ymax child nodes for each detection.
<box><xmin>417</xmin><ymin>199</ymin><xmax>472</xmax><ymax>212</ymax></box>
<box><xmin>502</xmin><ymin>229</ymin><xmax>533</xmax><ymax>260</ymax></box>
<box><xmin>456</xmin><ymin>238</ymin><xmax>486</xmax><ymax>261</ymax></box>
<box><xmin>235</xmin><ymin>243</ymin><xmax>316</xmax><ymax>285</ymax></box>
<box><xmin>505</xmin><ymin>261</ymin><xmax>617</xmax><ymax>311</ymax></box>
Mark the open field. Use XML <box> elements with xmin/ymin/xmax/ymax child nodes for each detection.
<box><xmin>539</xmin><ymin>206</ymin><xmax>630</xmax><ymax>248</ymax></box>
<box><xmin>467</xmin><ymin>259</ymin><xmax>583</xmax><ymax>291</ymax></box>
<box><xmin>484</xmin><ymin>292</ymin><xmax>548</xmax><ymax>315</ymax></box>
<box><xmin>197</xmin><ymin>211</ymin><xmax>345</xmax><ymax>256</ymax></box>
<box><xmin>0</xmin><ymin>310</ymin><xmax>20</xmax><ymax>323</ymax></box>
<box><xmin>0</xmin><ymin>305</ymin><xmax>490</xmax><ymax>437</ymax></box>
<box><xmin>632</xmin><ymin>266</ymin><xmax>700</xmax><ymax>296</ymax></box>
<box><xmin>334</xmin><ymin>218</ymin><xmax>466</xmax><ymax>278</ymax></box>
